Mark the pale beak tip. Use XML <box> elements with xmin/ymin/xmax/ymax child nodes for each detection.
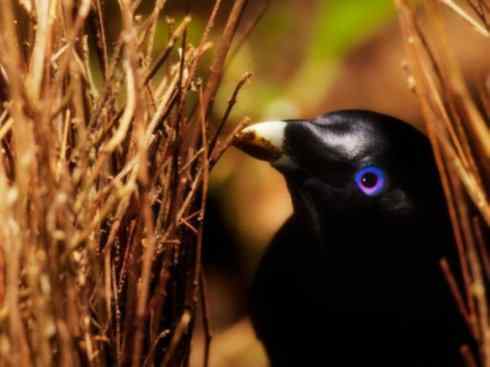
<box><xmin>233</xmin><ymin>121</ymin><xmax>287</xmax><ymax>162</ymax></box>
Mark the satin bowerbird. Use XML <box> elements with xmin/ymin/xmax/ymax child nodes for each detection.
<box><xmin>234</xmin><ymin>110</ymin><xmax>474</xmax><ymax>366</ymax></box>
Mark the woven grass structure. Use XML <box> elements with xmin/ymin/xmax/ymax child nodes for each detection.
<box><xmin>397</xmin><ymin>0</ymin><xmax>490</xmax><ymax>365</ymax></box>
<box><xmin>0</xmin><ymin>0</ymin><xmax>249</xmax><ymax>365</ymax></box>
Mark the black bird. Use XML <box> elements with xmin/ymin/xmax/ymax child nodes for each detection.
<box><xmin>234</xmin><ymin>110</ymin><xmax>475</xmax><ymax>366</ymax></box>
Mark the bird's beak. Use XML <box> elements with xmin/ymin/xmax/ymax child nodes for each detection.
<box><xmin>233</xmin><ymin>121</ymin><xmax>287</xmax><ymax>162</ymax></box>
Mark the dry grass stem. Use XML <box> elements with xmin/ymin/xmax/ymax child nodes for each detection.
<box><xmin>438</xmin><ymin>0</ymin><xmax>490</xmax><ymax>36</ymax></box>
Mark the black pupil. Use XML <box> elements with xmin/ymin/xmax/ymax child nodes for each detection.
<box><xmin>361</xmin><ymin>172</ymin><xmax>378</xmax><ymax>188</ymax></box>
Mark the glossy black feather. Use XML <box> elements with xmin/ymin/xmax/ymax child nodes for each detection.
<box><xmin>249</xmin><ymin>110</ymin><xmax>475</xmax><ymax>366</ymax></box>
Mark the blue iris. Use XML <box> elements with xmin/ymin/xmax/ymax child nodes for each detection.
<box><xmin>355</xmin><ymin>166</ymin><xmax>385</xmax><ymax>196</ymax></box>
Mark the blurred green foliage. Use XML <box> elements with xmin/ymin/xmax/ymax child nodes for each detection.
<box><xmin>216</xmin><ymin>0</ymin><xmax>396</xmax><ymax>121</ymax></box>
<box><xmin>311</xmin><ymin>0</ymin><xmax>395</xmax><ymax>58</ymax></box>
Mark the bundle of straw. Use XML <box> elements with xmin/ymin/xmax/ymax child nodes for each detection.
<box><xmin>396</xmin><ymin>0</ymin><xmax>490</xmax><ymax>365</ymax></box>
<box><xmin>0</xmin><ymin>0</ymin><xmax>249</xmax><ymax>365</ymax></box>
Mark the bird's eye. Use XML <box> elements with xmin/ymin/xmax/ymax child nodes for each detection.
<box><xmin>355</xmin><ymin>166</ymin><xmax>385</xmax><ymax>196</ymax></box>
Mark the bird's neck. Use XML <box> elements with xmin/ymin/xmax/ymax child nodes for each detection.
<box><xmin>287</xmin><ymin>182</ymin><xmax>324</xmax><ymax>245</ymax></box>
<box><xmin>292</xmin><ymin>195</ymin><xmax>447</xmax><ymax>251</ymax></box>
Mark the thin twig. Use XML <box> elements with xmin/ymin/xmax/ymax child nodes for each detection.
<box><xmin>209</xmin><ymin>72</ymin><xmax>252</xmax><ymax>156</ymax></box>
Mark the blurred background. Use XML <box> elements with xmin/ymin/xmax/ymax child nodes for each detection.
<box><xmin>110</xmin><ymin>1</ymin><xmax>490</xmax><ymax>366</ymax></box>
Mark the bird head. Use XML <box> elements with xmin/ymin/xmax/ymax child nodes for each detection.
<box><xmin>234</xmin><ymin>110</ymin><xmax>446</xmax><ymax>238</ymax></box>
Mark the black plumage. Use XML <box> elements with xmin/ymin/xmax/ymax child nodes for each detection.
<box><xmin>236</xmin><ymin>110</ymin><xmax>476</xmax><ymax>366</ymax></box>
